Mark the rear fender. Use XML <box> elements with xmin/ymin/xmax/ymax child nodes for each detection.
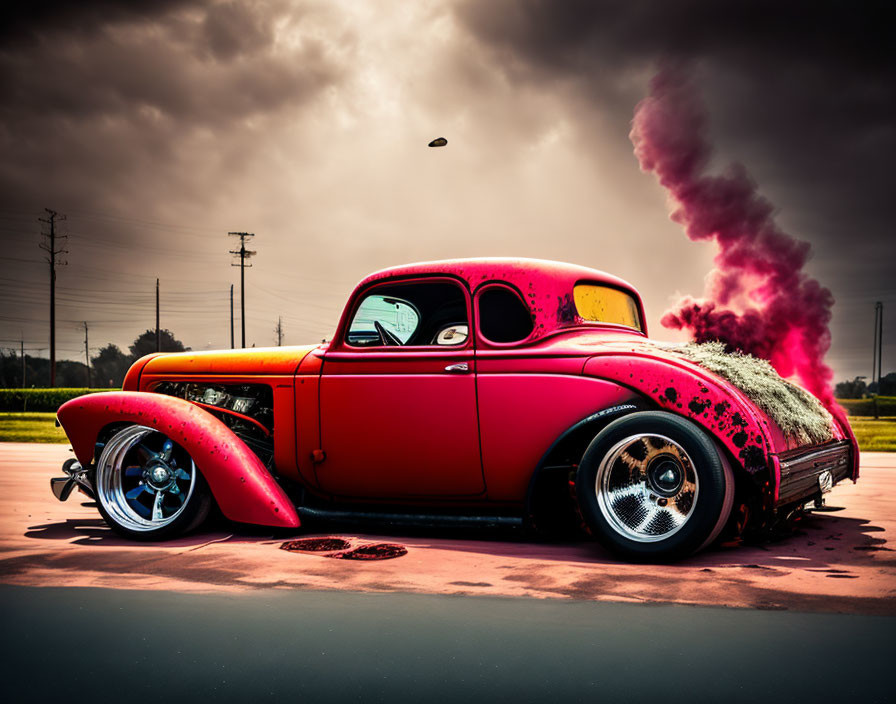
<box><xmin>57</xmin><ymin>391</ymin><xmax>299</xmax><ymax>529</ymax></box>
<box><xmin>584</xmin><ymin>354</ymin><xmax>773</xmax><ymax>478</ymax></box>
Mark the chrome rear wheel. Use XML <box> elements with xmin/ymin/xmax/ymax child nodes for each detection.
<box><xmin>576</xmin><ymin>411</ymin><xmax>733</xmax><ymax>561</ymax></box>
<box><xmin>596</xmin><ymin>434</ymin><xmax>698</xmax><ymax>543</ymax></box>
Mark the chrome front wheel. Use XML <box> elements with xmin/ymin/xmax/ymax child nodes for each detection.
<box><xmin>95</xmin><ymin>425</ymin><xmax>211</xmax><ymax>540</ymax></box>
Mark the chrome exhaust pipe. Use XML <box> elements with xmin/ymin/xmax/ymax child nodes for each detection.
<box><xmin>50</xmin><ymin>459</ymin><xmax>94</xmax><ymax>502</ymax></box>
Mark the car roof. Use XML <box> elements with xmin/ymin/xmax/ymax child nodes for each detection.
<box><xmin>360</xmin><ymin>257</ymin><xmax>636</xmax><ymax>291</ymax></box>
<box><xmin>352</xmin><ymin>257</ymin><xmax>646</xmax><ymax>341</ymax></box>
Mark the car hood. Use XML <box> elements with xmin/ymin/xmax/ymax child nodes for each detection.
<box><xmin>142</xmin><ymin>345</ymin><xmax>319</xmax><ymax>376</ymax></box>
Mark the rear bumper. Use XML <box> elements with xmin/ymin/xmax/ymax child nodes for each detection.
<box><xmin>773</xmin><ymin>440</ymin><xmax>853</xmax><ymax>507</ymax></box>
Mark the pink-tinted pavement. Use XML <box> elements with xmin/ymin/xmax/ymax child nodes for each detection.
<box><xmin>1</xmin><ymin>443</ymin><xmax>894</xmax><ymax>614</ymax></box>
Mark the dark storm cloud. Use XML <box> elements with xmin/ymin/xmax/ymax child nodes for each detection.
<box><xmin>0</xmin><ymin>0</ymin><xmax>348</xmax><ymax>211</ymax></box>
<box><xmin>459</xmin><ymin>0</ymin><xmax>892</xmax><ymax>70</ymax></box>
<box><xmin>0</xmin><ymin>1</ymin><xmax>342</xmax><ymax>125</ymax></box>
<box><xmin>456</xmin><ymin>0</ymin><xmax>896</xmax><ymax>377</ymax></box>
<box><xmin>0</xmin><ymin>0</ymin><xmax>198</xmax><ymax>45</ymax></box>
<box><xmin>0</xmin><ymin>0</ymin><xmax>354</xmax><ymax>359</ymax></box>
<box><xmin>456</xmin><ymin>0</ymin><xmax>894</xmax><ymax>164</ymax></box>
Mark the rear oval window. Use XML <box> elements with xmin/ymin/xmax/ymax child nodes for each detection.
<box><xmin>574</xmin><ymin>284</ymin><xmax>642</xmax><ymax>331</ymax></box>
<box><xmin>478</xmin><ymin>285</ymin><xmax>534</xmax><ymax>343</ymax></box>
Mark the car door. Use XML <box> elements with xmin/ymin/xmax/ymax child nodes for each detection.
<box><xmin>317</xmin><ymin>277</ymin><xmax>485</xmax><ymax>498</ymax></box>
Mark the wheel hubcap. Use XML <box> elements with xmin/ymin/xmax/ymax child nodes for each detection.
<box><xmin>96</xmin><ymin>425</ymin><xmax>196</xmax><ymax>532</ymax></box>
<box><xmin>595</xmin><ymin>433</ymin><xmax>699</xmax><ymax>543</ymax></box>
<box><xmin>648</xmin><ymin>458</ymin><xmax>684</xmax><ymax>496</ymax></box>
<box><xmin>147</xmin><ymin>465</ymin><xmax>173</xmax><ymax>489</ymax></box>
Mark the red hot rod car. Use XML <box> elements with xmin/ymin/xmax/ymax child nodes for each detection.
<box><xmin>53</xmin><ymin>258</ymin><xmax>858</xmax><ymax>560</ymax></box>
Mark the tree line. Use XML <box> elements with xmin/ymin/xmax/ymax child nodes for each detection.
<box><xmin>835</xmin><ymin>374</ymin><xmax>896</xmax><ymax>399</ymax></box>
<box><xmin>0</xmin><ymin>329</ymin><xmax>188</xmax><ymax>388</ymax></box>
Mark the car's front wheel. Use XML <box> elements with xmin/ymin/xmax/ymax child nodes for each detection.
<box><xmin>576</xmin><ymin>411</ymin><xmax>734</xmax><ymax>561</ymax></box>
<box><xmin>94</xmin><ymin>424</ymin><xmax>212</xmax><ymax>540</ymax></box>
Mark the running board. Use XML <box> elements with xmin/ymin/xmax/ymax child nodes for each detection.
<box><xmin>296</xmin><ymin>506</ymin><xmax>523</xmax><ymax>530</ymax></box>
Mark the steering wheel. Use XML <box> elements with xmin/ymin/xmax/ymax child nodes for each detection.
<box><xmin>374</xmin><ymin>320</ymin><xmax>403</xmax><ymax>346</ymax></box>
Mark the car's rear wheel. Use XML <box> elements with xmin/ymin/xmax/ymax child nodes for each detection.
<box><xmin>576</xmin><ymin>411</ymin><xmax>733</xmax><ymax>561</ymax></box>
<box><xmin>95</xmin><ymin>424</ymin><xmax>212</xmax><ymax>540</ymax></box>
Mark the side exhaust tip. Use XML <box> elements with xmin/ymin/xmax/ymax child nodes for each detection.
<box><xmin>51</xmin><ymin>477</ymin><xmax>75</xmax><ymax>502</ymax></box>
<box><xmin>53</xmin><ymin>459</ymin><xmax>94</xmax><ymax>501</ymax></box>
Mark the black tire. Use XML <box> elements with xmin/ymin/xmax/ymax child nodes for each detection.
<box><xmin>94</xmin><ymin>424</ymin><xmax>213</xmax><ymax>541</ymax></box>
<box><xmin>575</xmin><ymin>411</ymin><xmax>733</xmax><ymax>562</ymax></box>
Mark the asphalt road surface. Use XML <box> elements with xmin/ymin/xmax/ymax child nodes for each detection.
<box><xmin>1</xmin><ymin>443</ymin><xmax>894</xmax><ymax>614</ymax></box>
<box><xmin>2</xmin><ymin>584</ymin><xmax>893</xmax><ymax>704</ymax></box>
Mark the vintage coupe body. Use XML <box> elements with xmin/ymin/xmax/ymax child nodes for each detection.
<box><xmin>54</xmin><ymin>258</ymin><xmax>858</xmax><ymax>560</ymax></box>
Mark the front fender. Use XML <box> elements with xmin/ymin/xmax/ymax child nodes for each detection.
<box><xmin>584</xmin><ymin>354</ymin><xmax>773</xmax><ymax>477</ymax></box>
<box><xmin>57</xmin><ymin>391</ymin><xmax>299</xmax><ymax>529</ymax></box>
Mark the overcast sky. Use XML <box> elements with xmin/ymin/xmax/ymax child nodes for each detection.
<box><xmin>1</xmin><ymin>0</ymin><xmax>893</xmax><ymax>383</ymax></box>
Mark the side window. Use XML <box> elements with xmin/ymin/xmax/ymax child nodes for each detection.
<box><xmin>346</xmin><ymin>281</ymin><xmax>469</xmax><ymax>348</ymax></box>
<box><xmin>573</xmin><ymin>284</ymin><xmax>643</xmax><ymax>332</ymax></box>
<box><xmin>478</xmin><ymin>285</ymin><xmax>534</xmax><ymax>344</ymax></box>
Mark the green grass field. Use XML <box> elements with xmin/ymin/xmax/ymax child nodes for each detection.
<box><xmin>842</xmin><ymin>417</ymin><xmax>896</xmax><ymax>452</ymax></box>
<box><xmin>1</xmin><ymin>410</ymin><xmax>895</xmax><ymax>452</ymax></box>
<box><xmin>0</xmin><ymin>413</ymin><xmax>68</xmax><ymax>443</ymax></box>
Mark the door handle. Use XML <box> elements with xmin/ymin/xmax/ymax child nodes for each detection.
<box><xmin>444</xmin><ymin>362</ymin><xmax>470</xmax><ymax>373</ymax></box>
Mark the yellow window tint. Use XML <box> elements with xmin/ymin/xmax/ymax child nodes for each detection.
<box><xmin>573</xmin><ymin>284</ymin><xmax>642</xmax><ymax>331</ymax></box>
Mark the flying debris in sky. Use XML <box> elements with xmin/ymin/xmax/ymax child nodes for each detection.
<box><xmin>428</xmin><ymin>137</ymin><xmax>448</xmax><ymax>147</ymax></box>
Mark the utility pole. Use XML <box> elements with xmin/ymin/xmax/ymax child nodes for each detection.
<box><xmin>38</xmin><ymin>208</ymin><xmax>67</xmax><ymax>386</ymax></box>
<box><xmin>155</xmin><ymin>278</ymin><xmax>161</xmax><ymax>352</ymax></box>
<box><xmin>873</xmin><ymin>301</ymin><xmax>883</xmax><ymax>420</ymax></box>
<box><xmin>275</xmin><ymin>316</ymin><xmax>284</xmax><ymax>346</ymax></box>
<box><xmin>230</xmin><ymin>284</ymin><xmax>235</xmax><ymax>349</ymax></box>
<box><xmin>21</xmin><ymin>339</ymin><xmax>25</xmax><ymax>388</ymax></box>
<box><xmin>876</xmin><ymin>301</ymin><xmax>883</xmax><ymax>389</ymax></box>
<box><xmin>228</xmin><ymin>232</ymin><xmax>255</xmax><ymax>348</ymax></box>
<box><xmin>83</xmin><ymin>322</ymin><xmax>91</xmax><ymax>388</ymax></box>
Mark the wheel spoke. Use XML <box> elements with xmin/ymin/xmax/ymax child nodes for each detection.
<box><xmin>123</xmin><ymin>466</ymin><xmax>143</xmax><ymax>477</ymax></box>
<box><xmin>125</xmin><ymin>486</ymin><xmax>145</xmax><ymax>500</ymax></box>
<box><xmin>174</xmin><ymin>468</ymin><xmax>191</xmax><ymax>481</ymax></box>
<box><xmin>135</xmin><ymin>443</ymin><xmax>157</xmax><ymax>462</ymax></box>
<box><xmin>632</xmin><ymin>504</ymin><xmax>659</xmax><ymax>533</ymax></box>
<box><xmin>618</xmin><ymin>450</ymin><xmax>641</xmax><ymax>472</ymax></box>
<box><xmin>606</xmin><ymin>485</ymin><xmax>644</xmax><ymax>504</ymax></box>
<box><xmin>152</xmin><ymin>490</ymin><xmax>165</xmax><ymax>521</ymax></box>
<box><xmin>160</xmin><ymin>440</ymin><xmax>174</xmax><ymax>462</ymax></box>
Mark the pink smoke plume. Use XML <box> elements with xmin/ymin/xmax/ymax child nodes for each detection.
<box><xmin>630</xmin><ymin>67</ymin><xmax>838</xmax><ymax>408</ymax></box>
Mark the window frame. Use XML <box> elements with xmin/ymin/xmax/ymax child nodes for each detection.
<box><xmin>338</xmin><ymin>275</ymin><xmax>474</xmax><ymax>352</ymax></box>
